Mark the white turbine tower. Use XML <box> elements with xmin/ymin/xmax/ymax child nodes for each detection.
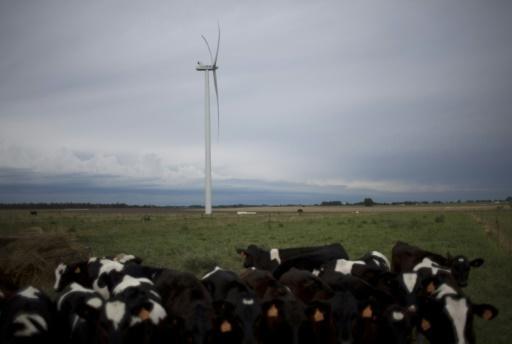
<box><xmin>196</xmin><ymin>25</ymin><xmax>220</xmax><ymax>215</ymax></box>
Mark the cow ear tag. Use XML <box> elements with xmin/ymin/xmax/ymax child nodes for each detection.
<box><xmin>421</xmin><ymin>319</ymin><xmax>431</xmax><ymax>331</ymax></box>
<box><xmin>267</xmin><ymin>304</ymin><xmax>279</xmax><ymax>318</ymax></box>
<box><xmin>220</xmin><ymin>320</ymin><xmax>232</xmax><ymax>333</ymax></box>
<box><xmin>75</xmin><ymin>267</ymin><xmax>81</xmax><ymax>274</ymax></box>
<box><xmin>426</xmin><ymin>281</ymin><xmax>435</xmax><ymax>294</ymax></box>
<box><xmin>138</xmin><ymin>308</ymin><xmax>150</xmax><ymax>321</ymax></box>
<box><xmin>483</xmin><ymin>310</ymin><xmax>494</xmax><ymax>320</ymax></box>
<box><xmin>362</xmin><ymin>305</ymin><xmax>372</xmax><ymax>319</ymax></box>
<box><xmin>313</xmin><ymin>308</ymin><xmax>324</xmax><ymax>322</ymax></box>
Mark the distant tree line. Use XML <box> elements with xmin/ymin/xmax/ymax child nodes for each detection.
<box><xmin>0</xmin><ymin>203</ymin><xmax>155</xmax><ymax>210</ymax></box>
<box><xmin>318</xmin><ymin>197</ymin><xmax>512</xmax><ymax>207</ymax></box>
<box><xmin>0</xmin><ymin>197</ymin><xmax>510</xmax><ymax>210</ymax></box>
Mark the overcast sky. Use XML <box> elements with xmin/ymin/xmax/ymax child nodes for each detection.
<box><xmin>1</xmin><ymin>1</ymin><xmax>511</xmax><ymax>205</ymax></box>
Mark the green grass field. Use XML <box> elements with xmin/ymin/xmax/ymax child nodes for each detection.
<box><xmin>1</xmin><ymin>207</ymin><xmax>511</xmax><ymax>343</ymax></box>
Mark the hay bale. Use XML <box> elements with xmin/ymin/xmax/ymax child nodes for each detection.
<box><xmin>0</xmin><ymin>233</ymin><xmax>89</xmax><ymax>292</ymax></box>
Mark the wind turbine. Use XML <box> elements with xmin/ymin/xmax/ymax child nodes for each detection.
<box><xmin>196</xmin><ymin>25</ymin><xmax>220</xmax><ymax>215</ymax></box>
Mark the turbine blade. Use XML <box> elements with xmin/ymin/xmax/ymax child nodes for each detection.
<box><xmin>213</xmin><ymin>23</ymin><xmax>220</xmax><ymax>66</ymax></box>
<box><xmin>201</xmin><ymin>35</ymin><xmax>214</xmax><ymax>65</ymax></box>
<box><xmin>213</xmin><ymin>69</ymin><xmax>220</xmax><ymax>139</ymax></box>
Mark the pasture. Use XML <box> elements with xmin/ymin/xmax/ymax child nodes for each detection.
<box><xmin>0</xmin><ymin>205</ymin><xmax>511</xmax><ymax>343</ymax></box>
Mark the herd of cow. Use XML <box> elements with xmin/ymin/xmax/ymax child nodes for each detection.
<box><xmin>0</xmin><ymin>241</ymin><xmax>498</xmax><ymax>343</ymax></box>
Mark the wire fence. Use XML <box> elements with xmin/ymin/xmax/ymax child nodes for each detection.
<box><xmin>471</xmin><ymin>208</ymin><xmax>512</xmax><ymax>254</ymax></box>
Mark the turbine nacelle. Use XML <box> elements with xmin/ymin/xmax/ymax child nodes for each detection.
<box><xmin>196</xmin><ymin>62</ymin><xmax>218</xmax><ymax>71</ymax></box>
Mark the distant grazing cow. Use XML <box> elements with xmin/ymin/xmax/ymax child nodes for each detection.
<box><xmin>236</xmin><ymin>243</ymin><xmax>349</xmax><ymax>279</ymax></box>
<box><xmin>391</xmin><ymin>241</ymin><xmax>484</xmax><ymax>287</ymax></box>
<box><xmin>29</xmin><ymin>211</ymin><xmax>37</xmax><ymax>216</ymax></box>
<box><xmin>0</xmin><ymin>286</ymin><xmax>58</xmax><ymax>343</ymax></box>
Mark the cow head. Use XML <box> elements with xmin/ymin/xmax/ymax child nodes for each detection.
<box><xmin>379</xmin><ymin>305</ymin><xmax>414</xmax><ymax>344</ymax></box>
<box><xmin>418</xmin><ymin>294</ymin><xmax>498</xmax><ymax>344</ymax></box>
<box><xmin>301</xmin><ymin>300</ymin><xmax>336</xmax><ymax>344</ymax></box>
<box><xmin>447</xmin><ymin>254</ymin><xmax>484</xmax><ymax>287</ymax></box>
<box><xmin>54</xmin><ymin>261</ymin><xmax>89</xmax><ymax>292</ymax></box>
<box><xmin>329</xmin><ymin>291</ymin><xmax>358</xmax><ymax>344</ymax></box>
<box><xmin>236</xmin><ymin>245</ymin><xmax>277</xmax><ymax>270</ymax></box>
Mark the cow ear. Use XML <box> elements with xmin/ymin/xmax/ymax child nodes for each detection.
<box><xmin>470</xmin><ymin>258</ymin><xmax>484</xmax><ymax>267</ymax></box>
<box><xmin>473</xmin><ymin>304</ymin><xmax>498</xmax><ymax>320</ymax></box>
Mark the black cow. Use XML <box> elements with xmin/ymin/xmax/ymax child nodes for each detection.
<box><xmin>391</xmin><ymin>241</ymin><xmax>484</xmax><ymax>287</ymax></box>
<box><xmin>278</xmin><ymin>268</ymin><xmax>333</xmax><ymax>304</ymax></box>
<box><xmin>0</xmin><ymin>286</ymin><xmax>58</xmax><ymax>344</ymax></box>
<box><xmin>255</xmin><ymin>294</ymin><xmax>305</xmax><ymax>344</ymax></box>
<box><xmin>236</xmin><ymin>243</ymin><xmax>349</xmax><ymax>279</ymax></box>
<box><xmin>56</xmin><ymin>282</ymin><xmax>104</xmax><ymax>344</ymax></box>
<box><xmin>240</xmin><ymin>268</ymin><xmax>278</xmax><ymax>300</ymax></box>
<box><xmin>155</xmin><ymin>269</ymin><xmax>214</xmax><ymax>344</ymax></box>
<box><xmin>202</xmin><ymin>267</ymin><xmax>260</xmax><ymax>344</ymax></box>
<box><xmin>298</xmin><ymin>299</ymin><xmax>337</xmax><ymax>344</ymax></box>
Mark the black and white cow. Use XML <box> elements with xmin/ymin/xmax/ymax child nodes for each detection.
<box><xmin>0</xmin><ymin>286</ymin><xmax>58</xmax><ymax>343</ymax></box>
<box><xmin>54</xmin><ymin>254</ymin><xmax>148</xmax><ymax>294</ymax></box>
<box><xmin>56</xmin><ymin>282</ymin><xmax>104</xmax><ymax>343</ymax></box>
<box><xmin>98</xmin><ymin>275</ymin><xmax>167</xmax><ymax>344</ymax></box>
<box><xmin>111</xmin><ymin>253</ymin><xmax>143</xmax><ymax>265</ymax></box>
<box><xmin>321</xmin><ymin>257</ymin><xmax>434</xmax><ymax>314</ymax></box>
<box><xmin>417</xmin><ymin>283</ymin><xmax>498</xmax><ymax>344</ymax></box>
<box><xmin>316</xmin><ymin>251</ymin><xmax>389</xmax><ymax>279</ymax></box>
<box><xmin>87</xmin><ymin>258</ymin><xmax>126</xmax><ymax>299</ymax></box>
<box><xmin>391</xmin><ymin>241</ymin><xmax>484</xmax><ymax>287</ymax></box>
<box><xmin>54</xmin><ymin>260</ymin><xmax>91</xmax><ymax>292</ymax></box>
<box><xmin>236</xmin><ymin>243</ymin><xmax>349</xmax><ymax>279</ymax></box>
